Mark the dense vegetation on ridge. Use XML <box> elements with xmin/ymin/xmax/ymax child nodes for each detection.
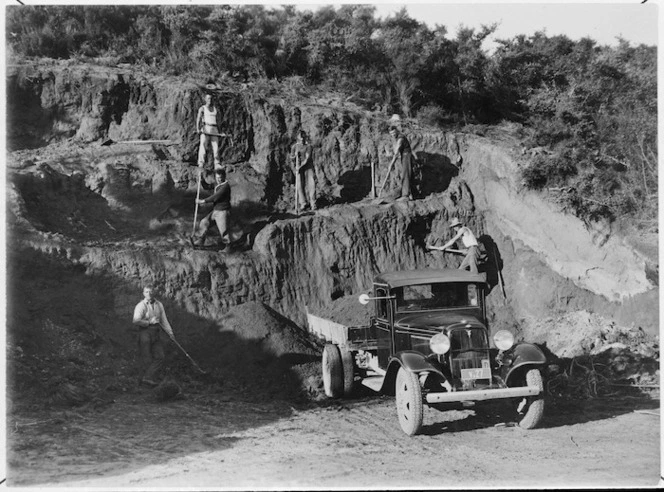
<box><xmin>7</xmin><ymin>4</ymin><xmax>657</xmax><ymax>230</ymax></box>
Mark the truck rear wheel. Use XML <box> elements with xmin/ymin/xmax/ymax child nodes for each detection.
<box><xmin>395</xmin><ymin>367</ymin><xmax>423</xmax><ymax>436</ymax></box>
<box><xmin>322</xmin><ymin>344</ymin><xmax>343</xmax><ymax>398</ymax></box>
<box><xmin>339</xmin><ymin>348</ymin><xmax>355</xmax><ymax>397</ymax></box>
<box><xmin>514</xmin><ymin>368</ymin><xmax>545</xmax><ymax>429</ymax></box>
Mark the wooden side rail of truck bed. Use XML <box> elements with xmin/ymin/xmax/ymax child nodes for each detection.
<box><xmin>306</xmin><ymin>310</ymin><xmax>377</xmax><ymax>350</ymax></box>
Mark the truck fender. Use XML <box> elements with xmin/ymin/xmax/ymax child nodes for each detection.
<box><xmin>381</xmin><ymin>351</ymin><xmax>446</xmax><ymax>396</ymax></box>
<box><xmin>503</xmin><ymin>342</ymin><xmax>547</xmax><ymax>385</ymax></box>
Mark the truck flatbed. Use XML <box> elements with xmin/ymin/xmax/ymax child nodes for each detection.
<box><xmin>306</xmin><ymin>311</ymin><xmax>377</xmax><ymax>350</ymax></box>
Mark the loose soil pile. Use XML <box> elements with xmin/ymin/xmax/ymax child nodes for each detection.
<box><xmin>526</xmin><ymin>310</ymin><xmax>658</xmax><ymax>359</ymax></box>
<box><xmin>311</xmin><ymin>293</ymin><xmax>372</xmax><ymax>327</ymax></box>
<box><xmin>7</xmin><ymin>251</ymin><xmax>326</xmax><ymax>410</ymax></box>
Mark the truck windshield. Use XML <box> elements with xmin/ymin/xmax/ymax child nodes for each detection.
<box><xmin>394</xmin><ymin>283</ymin><xmax>479</xmax><ymax>312</ymax></box>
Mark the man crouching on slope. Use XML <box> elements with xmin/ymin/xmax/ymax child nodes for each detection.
<box><xmin>191</xmin><ymin>167</ymin><xmax>231</xmax><ymax>247</ymax></box>
<box><xmin>428</xmin><ymin>218</ymin><xmax>481</xmax><ymax>274</ymax></box>
<box><xmin>132</xmin><ymin>285</ymin><xmax>175</xmax><ymax>386</ymax></box>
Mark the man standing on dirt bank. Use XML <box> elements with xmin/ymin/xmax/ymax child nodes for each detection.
<box><xmin>132</xmin><ymin>285</ymin><xmax>175</xmax><ymax>386</ymax></box>
<box><xmin>192</xmin><ymin>167</ymin><xmax>231</xmax><ymax>247</ymax></box>
<box><xmin>432</xmin><ymin>218</ymin><xmax>481</xmax><ymax>274</ymax></box>
<box><xmin>388</xmin><ymin>126</ymin><xmax>417</xmax><ymax>201</ymax></box>
<box><xmin>291</xmin><ymin>130</ymin><xmax>316</xmax><ymax>212</ymax></box>
<box><xmin>197</xmin><ymin>93</ymin><xmax>222</xmax><ymax>171</ymax></box>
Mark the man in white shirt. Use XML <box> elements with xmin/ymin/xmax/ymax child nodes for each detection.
<box><xmin>197</xmin><ymin>93</ymin><xmax>222</xmax><ymax>170</ymax></box>
<box><xmin>430</xmin><ymin>217</ymin><xmax>481</xmax><ymax>274</ymax></box>
<box><xmin>132</xmin><ymin>285</ymin><xmax>174</xmax><ymax>386</ymax></box>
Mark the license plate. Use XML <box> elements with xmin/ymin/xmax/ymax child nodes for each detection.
<box><xmin>461</xmin><ymin>360</ymin><xmax>491</xmax><ymax>380</ymax></box>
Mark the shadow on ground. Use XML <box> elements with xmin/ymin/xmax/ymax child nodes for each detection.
<box><xmin>419</xmin><ymin>394</ymin><xmax>659</xmax><ymax>436</ymax></box>
<box><xmin>6</xmin><ymin>245</ymin><xmax>324</xmax><ymax>486</ymax></box>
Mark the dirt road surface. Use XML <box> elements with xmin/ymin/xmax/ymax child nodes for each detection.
<box><xmin>7</xmin><ymin>389</ymin><xmax>660</xmax><ymax>489</ymax></box>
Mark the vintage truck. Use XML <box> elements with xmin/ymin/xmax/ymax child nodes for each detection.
<box><xmin>307</xmin><ymin>268</ymin><xmax>547</xmax><ymax>436</ymax></box>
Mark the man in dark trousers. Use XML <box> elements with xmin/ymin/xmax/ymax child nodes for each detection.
<box><xmin>291</xmin><ymin>130</ymin><xmax>316</xmax><ymax>212</ymax></box>
<box><xmin>428</xmin><ymin>217</ymin><xmax>481</xmax><ymax>274</ymax></box>
<box><xmin>191</xmin><ymin>167</ymin><xmax>231</xmax><ymax>247</ymax></box>
<box><xmin>388</xmin><ymin>126</ymin><xmax>417</xmax><ymax>201</ymax></box>
<box><xmin>132</xmin><ymin>285</ymin><xmax>175</xmax><ymax>386</ymax></box>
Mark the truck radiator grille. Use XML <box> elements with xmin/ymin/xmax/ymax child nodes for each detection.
<box><xmin>451</xmin><ymin>351</ymin><xmax>487</xmax><ymax>378</ymax></box>
<box><xmin>450</xmin><ymin>328</ymin><xmax>490</xmax><ymax>380</ymax></box>
<box><xmin>450</xmin><ymin>327</ymin><xmax>487</xmax><ymax>351</ymax></box>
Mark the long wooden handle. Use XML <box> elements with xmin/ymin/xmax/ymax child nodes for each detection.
<box><xmin>160</xmin><ymin>324</ymin><xmax>207</xmax><ymax>374</ymax></box>
<box><xmin>378</xmin><ymin>158</ymin><xmax>397</xmax><ymax>198</ymax></box>
<box><xmin>295</xmin><ymin>169</ymin><xmax>300</xmax><ymax>215</ymax></box>
<box><xmin>426</xmin><ymin>245</ymin><xmax>466</xmax><ymax>255</ymax></box>
<box><xmin>192</xmin><ymin>169</ymin><xmax>202</xmax><ymax>236</ymax></box>
<box><xmin>198</xmin><ymin>131</ymin><xmax>231</xmax><ymax>138</ymax></box>
<box><xmin>492</xmin><ymin>244</ymin><xmax>507</xmax><ymax>298</ymax></box>
<box><xmin>371</xmin><ymin>159</ymin><xmax>376</xmax><ymax>198</ymax></box>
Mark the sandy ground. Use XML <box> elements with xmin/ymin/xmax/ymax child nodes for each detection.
<box><xmin>6</xmin><ymin>388</ymin><xmax>661</xmax><ymax>490</ymax></box>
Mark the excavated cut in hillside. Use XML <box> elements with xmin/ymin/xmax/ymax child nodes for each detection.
<box><xmin>6</xmin><ymin>62</ymin><xmax>659</xmax><ymax>411</ymax></box>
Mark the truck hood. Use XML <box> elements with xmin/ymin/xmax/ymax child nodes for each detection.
<box><xmin>394</xmin><ymin>312</ymin><xmax>485</xmax><ymax>335</ymax></box>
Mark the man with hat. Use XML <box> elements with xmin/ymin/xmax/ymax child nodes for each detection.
<box><xmin>387</xmin><ymin>125</ymin><xmax>417</xmax><ymax>200</ymax></box>
<box><xmin>191</xmin><ymin>167</ymin><xmax>231</xmax><ymax>247</ymax></box>
<box><xmin>429</xmin><ymin>218</ymin><xmax>481</xmax><ymax>274</ymax></box>
<box><xmin>291</xmin><ymin>130</ymin><xmax>316</xmax><ymax>212</ymax></box>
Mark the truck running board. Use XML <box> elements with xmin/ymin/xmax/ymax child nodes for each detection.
<box><xmin>425</xmin><ymin>385</ymin><xmax>540</xmax><ymax>404</ymax></box>
<box><xmin>361</xmin><ymin>375</ymin><xmax>385</xmax><ymax>392</ymax></box>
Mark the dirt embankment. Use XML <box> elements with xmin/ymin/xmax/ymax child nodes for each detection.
<box><xmin>5</xmin><ymin>60</ymin><xmax>659</xmax><ymax>487</ymax></box>
<box><xmin>7</xmin><ymin>59</ymin><xmax>658</xmax><ymax>361</ymax></box>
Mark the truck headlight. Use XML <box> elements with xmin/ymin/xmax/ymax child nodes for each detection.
<box><xmin>430</xmin><ymin>333</ymin><xmax>451</xmax><ymax>354</ymax></box>
<box><xmin>493</xmin><ymin>330</ymin><xmax>515</xmax><ymax>351</ymax></box>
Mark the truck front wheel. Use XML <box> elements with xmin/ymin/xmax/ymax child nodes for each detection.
<box><xmin>395</xmin><ymin>367</ymin><xmax>423</xmax><ymax>436</ymax></box>
<box><xmin>322</xmin><ymin>344</ymin><xmax>344</xmax><ymax>398</ymax></box>
<box><xmin>513</xmin><ymin>368</ymin><xmax>545</xmax><ymax>429</ymax></box>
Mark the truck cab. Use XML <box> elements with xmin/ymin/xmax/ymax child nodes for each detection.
<box><xmin>372</xmin><ymin>269</ymin><xmax>488</xmax><ymax>373</ymax></box>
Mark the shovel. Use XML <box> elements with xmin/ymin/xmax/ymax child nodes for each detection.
<box><xmin>378</xmin><ymin>157</ymin><xmax>397</xmax><ymax>198</ymax></box>
<box><xmin>101</xmin><ymin>138</ymin><xmax>178</xmax><ymax>146</ymax></box>
<box><xmin>491</xmin><ymin>243</ymin><xmax>507</xmax><ymax>299</ymax></box>
<box><xmin>160</xmin><ymin>324</ymin><xmax>209</xmax><ymax>375</ymax></box>
<box><xmin>192</xmin><ymin>168</ymin><xmax>203</xmax><ymax>236</ymax></box>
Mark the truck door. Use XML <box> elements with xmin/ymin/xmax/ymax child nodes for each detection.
<box><xmin>373</xmin><ymin>284</ymin><xmax>391</xmax><ymax>369</ymax></box>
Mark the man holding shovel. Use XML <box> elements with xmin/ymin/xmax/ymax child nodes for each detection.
<box><xmin>191</xmin><ymin>167</ymin><xmax>231</xmax><ymax>248</ymax></box>
<box><xmin>291</xmin><ymin>130</ymin><xmax>316</xmax><ymax>213</ymax></box>
<box><xmin>381</xmin><ymin>126</ymin><xmax>418</xmax><ymax>201</ymax></box>
<box><xmin>132</xmin><ymin>285</ymin><xmax>174</xmax><ymax>386</ymax></box>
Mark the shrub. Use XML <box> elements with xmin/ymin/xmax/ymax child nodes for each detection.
<box><xmin>416</xmin><ymin>103</ymin><xmax>451</xmax><ymax>128</ymax></box>
<box><xmin>521</xmin><ymin>154</ymin><xmax>577</xmax><ymax>190</ymax></box>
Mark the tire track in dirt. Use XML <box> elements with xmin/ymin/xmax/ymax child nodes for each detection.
<box><xmin>10</xmin><ymin>392</ymin><xmax>660</xmax><ymax>489</ymax></box>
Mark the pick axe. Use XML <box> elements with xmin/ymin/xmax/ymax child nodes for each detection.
<box><xmin>426</xmin><ymin>244</ymin><xmax>467</xmax><ymax>255</ymax></box>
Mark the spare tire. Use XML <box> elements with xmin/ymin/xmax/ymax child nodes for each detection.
<box><xmin>322</xmin><ymin>344</ymin><xmax>343</xmax><ymax>398</ymax></box>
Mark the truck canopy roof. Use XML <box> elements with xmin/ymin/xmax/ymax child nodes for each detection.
<box><xmin>374</xmin><ymin>268</ymin><xmax>487</xmax><ymax>288</ymax></box>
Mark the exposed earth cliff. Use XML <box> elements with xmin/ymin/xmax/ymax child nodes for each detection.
<box><xmin>6</xmin><ymin>61</ymin><xmax>659</xmax><ymax>411</ymax></box>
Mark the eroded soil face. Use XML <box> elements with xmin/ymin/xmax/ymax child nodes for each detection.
<box><xmin>6</xmin><ymin>77</ymin><xmax>659</xmax><ymax>487</ymax></box>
